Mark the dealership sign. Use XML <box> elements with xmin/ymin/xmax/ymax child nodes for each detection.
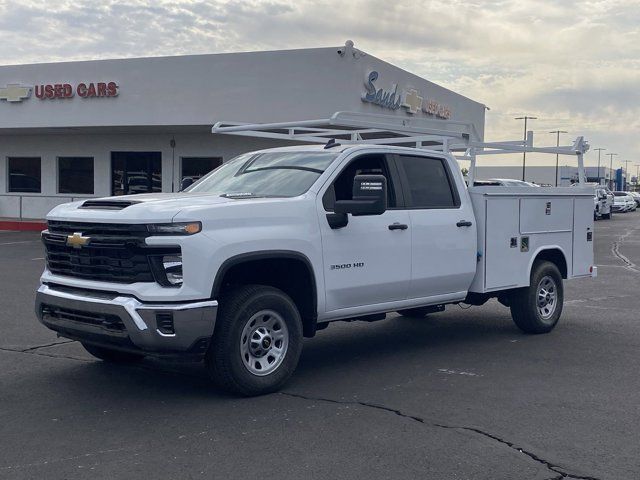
<box><xmin>361</xmin><ymin>71</ymin><xmax>451</xmax><ymax>119</ymax></box>
<box><xmin>0</xmin><ymin>82</ymin><xmax>119</xmax><ymax>102</ymax></box>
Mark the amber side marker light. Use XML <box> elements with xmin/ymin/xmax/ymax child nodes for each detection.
<box><xmin>147</xmin><ymin>222</ymin><xmax>202</xmax><ymax>235</ymax></box>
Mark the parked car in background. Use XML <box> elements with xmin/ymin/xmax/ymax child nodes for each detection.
<box><xmin>628</xmin><ymin>191</ymin><xmax>640</xmax><ymax>206</ymax></box>
<box><xmin>612</xmin><ymin>191</ymin><xmax>635</xmax><ymax>212</ymax></box>
<box><xmin>474</xmin><ymin>178</ymin><xmax>539</xmax><ymax>187</ymax></box>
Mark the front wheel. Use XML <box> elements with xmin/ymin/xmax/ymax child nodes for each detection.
<box><xmin>206</xmin><ymin>285</ymin><xmax>303</xmax><ymax>396</ymax></box>
<box><xmin>602</xmin><ymin>211</ymin><xmax>611</xmax><ymax>219</ymax></box>
<box><xmin>509</xmin><ymin>261</ymin><xmax>563</xmax><ymax>334</ymax></box>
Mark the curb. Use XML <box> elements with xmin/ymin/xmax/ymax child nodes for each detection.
<box><xmin>0</xmin><ymin>220</ymin><xmax>47</xmax><ymax>232</ymax></box>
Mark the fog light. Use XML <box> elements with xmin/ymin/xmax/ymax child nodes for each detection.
<box><xmin>163</xmin><ymin>255</ymin><xmax>183</xmax><ymax>286</ymax></box>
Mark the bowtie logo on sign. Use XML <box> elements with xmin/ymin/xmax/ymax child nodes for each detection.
<box><xmin>361</xmin><ymin>71</ymin><xmax>452</xmax><ymax>120</ymax></box>
<box><xmin>0</xmin><ymin>84</ymin><xmax>32</xmax><ymax>102</ymax></box>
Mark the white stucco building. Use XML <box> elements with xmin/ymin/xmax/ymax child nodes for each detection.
<box><xmin>0</xmin><ymin>42</ymin><xmax>486</xmax><ymax>225</ymax></box>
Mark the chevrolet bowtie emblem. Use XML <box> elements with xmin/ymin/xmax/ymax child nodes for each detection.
<box><xmin>0</xmin><ymin>84</ymin><xmax>32</xmax><ymax>103</ymax></box>
<box><xmin>66</xmin><ymin>232</ymin><xmax>91</xmax><ymax>249</ymax></box>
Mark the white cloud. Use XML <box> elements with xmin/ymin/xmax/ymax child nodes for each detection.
<box><xmin>0</xmin><ymin>0</ymin><xmax>638</xmax><ymax>167</ymax></box>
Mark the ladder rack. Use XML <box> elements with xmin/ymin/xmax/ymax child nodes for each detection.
<box><xmin>211</xmin><ymin>111</ymin><xmax>589</xmax><ymax>185</ymax></box>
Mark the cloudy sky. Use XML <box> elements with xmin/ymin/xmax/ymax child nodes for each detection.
<box><xmin>1</xmin><ymin>0</ymin><xmax>638</xmax><ymax>169</ymax></box>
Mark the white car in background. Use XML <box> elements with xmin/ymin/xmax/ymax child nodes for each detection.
<box><xmin>612</xmin><ymin>191</ymin><xmax>635</xmax><ymax>212</ymax></box>
<box><xmin>475</xmin><ymin>178</ymin><xmax>540</xmax><ymax>187</ymax></box>
<box><xmin>628</xmin><ymin>191</ymin><xmax>640</xmax><ymax>207</ymax></box>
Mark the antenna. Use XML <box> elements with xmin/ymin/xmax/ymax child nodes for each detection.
<box><xmin>324</xmin><ymin>138</ymin><xmax>341</xmax><ymax>149</ymax></box>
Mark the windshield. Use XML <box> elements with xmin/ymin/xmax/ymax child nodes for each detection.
<box><xmin>186</xmin><ymin>151</ymin><xmax>338</xmax><ymax>198</ymax></box>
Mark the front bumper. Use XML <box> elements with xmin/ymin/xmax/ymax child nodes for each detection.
<box><xmin>35</xmin><ymin>284</ymin><xmax>218</xmax><ymax>359</ymax></box>
<box><xmin>612</xmin><ymin>205</ymin><xmax>627</xmax><ymax>212</ymax></box>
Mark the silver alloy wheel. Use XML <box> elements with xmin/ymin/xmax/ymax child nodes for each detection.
<box><xmin>240</xmin><ymin>309</ymin><xmax>289</xmax><ymax>376</ymax></box>
<box><xmin>536</xmin><ymin>275</ymin><xmax>557</xmax><ymax>320</ymax></box>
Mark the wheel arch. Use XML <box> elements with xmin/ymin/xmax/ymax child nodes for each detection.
<box><xmin>529</xmin><ymin>246</ymin><xmax>568</xmax><ymax>280</ymax></box>
<box><xmin>212</xmin><ymin>251</ymin><xmax>318</xmax><ymax>337</ymax></box>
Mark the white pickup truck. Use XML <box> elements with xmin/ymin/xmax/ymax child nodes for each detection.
<box><xmin>36</xmin><ymin>142</ymin><xmax>595</xmax><ymax>395</ymax></box>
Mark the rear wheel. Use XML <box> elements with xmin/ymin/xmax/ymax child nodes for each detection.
<box><xmin>509</xmin><ymin>261</ymin><xmax>563</xmax><ymax>334</ymax></box>
<box><xmin>82</xmin><ymin>343</ymin><xmax>145</xmax><ymax>363</ymax></box>
<box><xmin>206</xmin><ymin>285</ymin><xmax>303</xmax><ymax>396</ymax></box>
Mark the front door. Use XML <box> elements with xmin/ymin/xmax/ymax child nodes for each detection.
<box><xmin>393</xmin><ymin>153</ymin><xmax>477</xmax><ymax>298</ymax></box>
<box><xmin>318</xmin><ymin>153</ymin><xmax>412</xmax><ymax>313</ymax></box>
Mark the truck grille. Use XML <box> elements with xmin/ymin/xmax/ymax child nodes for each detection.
<box><xmin>43</xmin><ymin>221</ymin><xmax>178</xmax><ymax>284</ymax></box>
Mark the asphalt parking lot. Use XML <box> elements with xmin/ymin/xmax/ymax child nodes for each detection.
<box><xmin>1</xmin><ymin>215</ymin><xmax>640</xmax><ymax>480</ymax></box>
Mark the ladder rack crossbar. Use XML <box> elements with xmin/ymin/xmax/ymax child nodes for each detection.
<box><xmin>211</xmin><ymin>111</ymin><xmax>589</xmax><ymax>185</ymax></box>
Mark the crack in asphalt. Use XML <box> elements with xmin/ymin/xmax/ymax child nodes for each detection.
<box><xmin>280</xmin><ymin>392</ymin><xmax>601</xmax><ymax>480</ymax></box>
<box><xmin>611</xmin><ymin>227</ymin><xmax>640</xmax><ymax>273</ymax></box>
<box><xmin>0</xmin><ymin>345</ymin><xmax>91</xmax><ymax>363</ymax></box>
<box><xmin>21</xmin><ymin>340</ymin><xmax>75</xmax><ymax>352</ymax></box>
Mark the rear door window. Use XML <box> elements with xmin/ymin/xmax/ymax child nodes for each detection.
<box><xmin>395</xmin><ymin>154</ymin><xmax>459</xmax><ymax>208</ymax></box>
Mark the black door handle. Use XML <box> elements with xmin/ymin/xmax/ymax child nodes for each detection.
<box><xmin>456</xmin><ymin>220</ymin><xmax>473</xmax><ymax>227</ymax></box>
<box><xmin>388</xmin><ymin>223</ymin><xmax>408</xmax><ymax>231</ymax></box>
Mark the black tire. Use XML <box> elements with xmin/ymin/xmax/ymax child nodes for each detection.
<box><xmin>82</xmin><ymin>343</ymin><xmax>145</xmax><ymax>363</ymax></box>
<box><xmin>509</xmin><ymin>261</ymin><xmax>563</xmax><ymax>334</ymax></box>
<box><xmin>396</xmin><ymin>306</ymin><xmax>433</xmax><ymax>318</ymax></box>
<box><xmin>602</xmin><ymin>212</ymin><xmax>611</xmax><ymax>219</ymax></box>
<box><xmin>206</xmin><ymin>285</ymin><xmax>303</xmax><ymax>396</ymax></box>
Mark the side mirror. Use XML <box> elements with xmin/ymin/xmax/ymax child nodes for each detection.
<box><xmin>180</xmin><ymin>177</ymin><xmax>194</xmax><ymax>191</ymax></box>
<box><xmin>334</xmin><ymin>174</ymin><xmax>387</xmax><ymax>216</ymax></box>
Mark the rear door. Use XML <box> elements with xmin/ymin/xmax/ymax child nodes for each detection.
<box><xmin>394</xmin><ymin>153</ymin><xmax>477</xmax><ymax>299</ymax></box>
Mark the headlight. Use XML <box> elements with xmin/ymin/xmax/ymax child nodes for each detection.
<box><xmin>147</xmin><ymin>222</ymin><xmax>201</xmax><ymax>235</ymax></box>
<box><xmin>162</xmin><ymin>255</ymin><xmax>183</xmax><ymax>286</ymax></box>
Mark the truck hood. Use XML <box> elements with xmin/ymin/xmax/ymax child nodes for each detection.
<box><xmin>47</xmin><ymin>193</ymin><xmax>235</xmax><ymax>223</ymax></box>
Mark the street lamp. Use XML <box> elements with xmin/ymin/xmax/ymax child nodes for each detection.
<box><xmin>593</xmin><ymin>148</ymin><xmax>606</xmax><ymax>185</ymax></box>
<box><xmin>607</xmin><ymin>153</ymin><xmax>618</xmax><ymax>190</ymax></box>
<box><xmin>515</xmin><ymin>116</ymin><xmax>537</xmax><ymax>181</ymax></box>
<box><xmin>550</xmin><ymin>130</ymin><xmax>568</xmax><ymax>186</ymax></box>
<box><xmin>624</xmin><ymin>160</ymin><xmax>631</xmax><ymax>190</ymax></box>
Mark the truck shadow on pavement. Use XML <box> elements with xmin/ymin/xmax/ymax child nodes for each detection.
<box><xmin>42</xmin><ymin>306</ymin><xmax>527</xmax><ymax>399</ymax></box>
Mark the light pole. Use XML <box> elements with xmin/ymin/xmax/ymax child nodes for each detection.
<box><xmin>593</xmin><ymin>148</ymin><xmax>606</xmax><ymax>185</ymax></box>
<box><xmin>607</xmin><ymin>153</ymin><xmax>618</xmax><ymax>190</ymax></box>
<box><xmin>636</xmin><ymin>164</ymin><xmax>640</xmax><ymax>192</ymax></box>
<box><xmin>624</xmin><ymin>160</ymin><xmax>631</xmax><ymax>190</ymax></box>
<box><xmin>550</xmin><ymin>130</ymin><xmax>567</xmax><ymax>186</ymax></box>
<box><xmin>515</xmin><ymin>116</ymin><xmax>537</xmax><ymax>181</ymax></box>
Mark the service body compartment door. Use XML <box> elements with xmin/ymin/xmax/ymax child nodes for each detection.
<box><xmin>484</xmin><ymin>197</ymin><xmax>525</xmax><ymax>290</ymax></box>
<box><xmin>571</xmin><ymin>196</ymin><xmax>594</xmax><ymax>276</ymax></box>
<box><xmin>520</xmin><ymin>198</ymin><xmax>573</xmax><ymax>234</ymax></box>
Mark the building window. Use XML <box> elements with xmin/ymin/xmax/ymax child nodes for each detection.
<box><xmin>8</xmin><ymin>157</ymin><xmax>41</xmax><ymax>193</ymax></box>
<box><xmin>111</xmin><ymin>151</ymin><xmax>162</xmax><ymax>196</ymax></box>
<box><xmin>181</xmin><ymin>157</ymin><xmax>222</xmax><ymax>184</ymax></box>
<box><xmin>58</xmin><ymin>157</ymin><xmax>94</xmax><ymax>194</ymax></box>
